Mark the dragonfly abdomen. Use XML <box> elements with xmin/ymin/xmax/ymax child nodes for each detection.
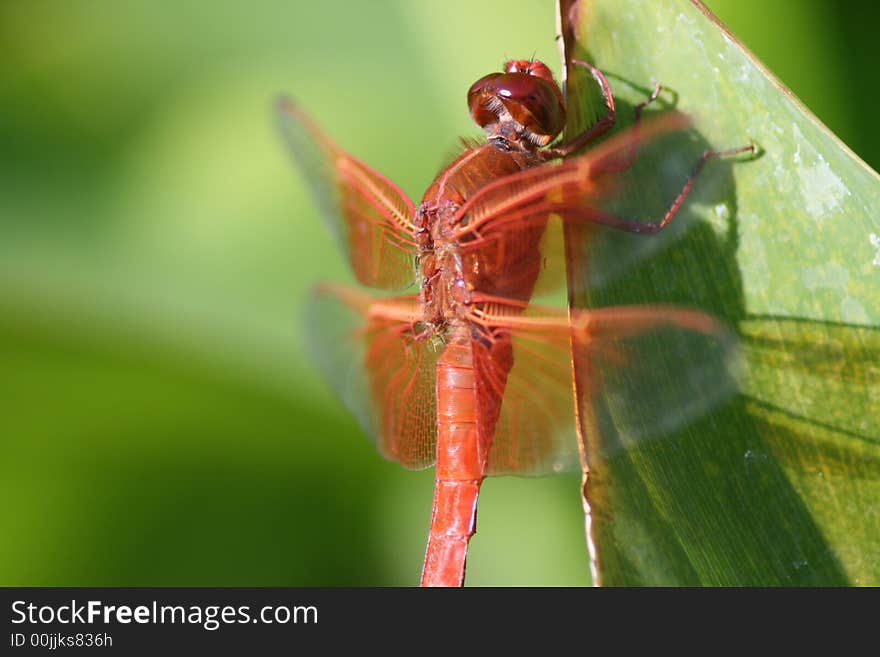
<box><xmin>421</xmin><ymin>326</ymin><xmax>489</xmax><ymax>586</ymax></box>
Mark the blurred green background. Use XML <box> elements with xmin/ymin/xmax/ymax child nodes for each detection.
<box><xmin>1</xmin><ymin>0</ymin><xmax>877</xmax><ymax>586</ymax></box>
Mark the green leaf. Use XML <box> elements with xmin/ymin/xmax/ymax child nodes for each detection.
<box><xmin>560</xmin><ymin>0</ymin><xmax>880</xmax><ymax>585</ymax></box>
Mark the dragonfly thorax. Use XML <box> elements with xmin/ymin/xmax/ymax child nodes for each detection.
<box><xmin>415</xmin><ymin>138</ymin><xmax>545</xmax><ymax>333</ymax></box>
<box><xmin>416</xmin><ymin>205</ymin><xmax>471</xmax><ymax>331</ymax></box>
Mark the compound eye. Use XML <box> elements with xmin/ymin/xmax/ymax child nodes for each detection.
<box><xmin>468</xmin><ymin>71</ymin><xmax>565</xmax><ymax>144</ymax></box>
<box><xmin>467</xmin><ymin>72</ymin><xmax>505</xmax><ymax>129</ymax></box>
<box><xmin>502</xmin><ymin>59</ymin><xmax>556</xmax><ymax>84</ymax></box>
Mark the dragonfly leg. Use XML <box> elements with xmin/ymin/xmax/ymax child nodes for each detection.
<box><xmin>549</xmin><ymin>64</ymin><xmax>664</xmax><ymax>160</ymax></box>
<box><xmin>635</xmin><ymin>82</ymin><xmax>663</xmax><ymax>116</ymax></box>
<box><xmin>549</xmin><ymin>60</ymin><xmax>616</xmax><ymax>158</ymax></box>
<box><xmin>603</xmin><ymin>81</ymin><xmax>664</xmax><ymax>174</ymax></box>
<box><xmin>586</xmin><ymin>143</ymin><xmax>757</xmax><ymax>235</ymax></box>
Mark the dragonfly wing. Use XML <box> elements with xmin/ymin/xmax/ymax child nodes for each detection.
<box><xmin>562</xmin><ymin>116</ymin><xmax>745</xmax><ymax>289</ymax></box>
<box><xmin>454</xmin><ymin>112</ymin><xmax>741</xmax><ymax>290</ymax></box>
<box><xmin>473</xmin><ymin>320</ymin><xmax>581</xmax><ymax>475</ymax></box>
<box><xmin>278</xmin><ymin>97</ymin><xmax>418</xmax><ymax>290</ymax></box>
<box><xmin>454</xmin><ymin>111</ymin><xmax>692</xmax><ymax>234</ymax></box>
<box><xmin>571</xmin><ymin>305</ymin><xmax>740</xmax><ymax>461</ymax></box>
<box><xmin>307</xmin><ymin>283</ymin><xmax>439</xmax><ymax>469</ymax></box>
<box><xmin>471</xmin><ymin>301</ymin><xmax>739</xmax><ymax>475</ymax></box>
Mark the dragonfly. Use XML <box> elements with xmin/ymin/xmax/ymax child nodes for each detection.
<box><xmin>278</xmin><ymin>56</ymin><xmax>754</xmax><ymax>586</ymax></box>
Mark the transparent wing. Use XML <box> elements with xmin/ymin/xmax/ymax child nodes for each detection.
<box><xmin>472</xmin><ymin>320</ymin><xmax>580</xmax><ymax>475</ymax></box>
<box><xmin>278</xmin><ymin>97</ymin><xmax>418</xmax><ymax>290</ymax></box>
<box><xmin>561</xmin><ymin>117</ymin><xmax>746</xmax><ymax>289</ymax></box>
<box><xmin>453</xmin><ymin>111</ymin><xmax>692</xmax><ymax>236</ymax></box>
<box><xmin>572</xmin><ymin>306</ymin><xmax>740</xmax><ymax>462</ymax></box>
<box><xmin>306</xmin><ymin>283</ymin><xmax>439</xmax><ymax>469</ymax></box>
<box><xmin>453</xmin><ymin>112</ymin><xmax>740</xmax><ymax>291</ymax></box>
<box><xmin>467</xmin><ymin>300</ymin><xmax>739</xmax><ymax>475</ymax></box>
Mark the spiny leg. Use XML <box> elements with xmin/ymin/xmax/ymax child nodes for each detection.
<box><xmin>608</xmin><ymin>81</ymin><xmax>663</xmax><ymax>174</ymax></box>
<box><xmin>550</xmin><ymin>60</ymin><xmax>615</xmax><ymax>158</ymax></box>
<box><xmin>549</xmin><ymin>61</ymin><xmax>663</xmax><ymax>159</ymax></box>
<box><xmin>585</xmin><ymin>143</ymin><xmax>757</xmax><ymax>235</ymax></box>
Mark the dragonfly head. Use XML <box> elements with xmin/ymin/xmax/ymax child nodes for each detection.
<box><xmin>467</xmin><ymin>58</ymin><xmax>566</xmax><ymax>148</ymax></box>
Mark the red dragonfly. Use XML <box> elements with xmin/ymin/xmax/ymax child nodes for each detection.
<box><xmin>278</xmin><ymin>58</ymin><xmax>753</xmax><ymax>586</ymax></box>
